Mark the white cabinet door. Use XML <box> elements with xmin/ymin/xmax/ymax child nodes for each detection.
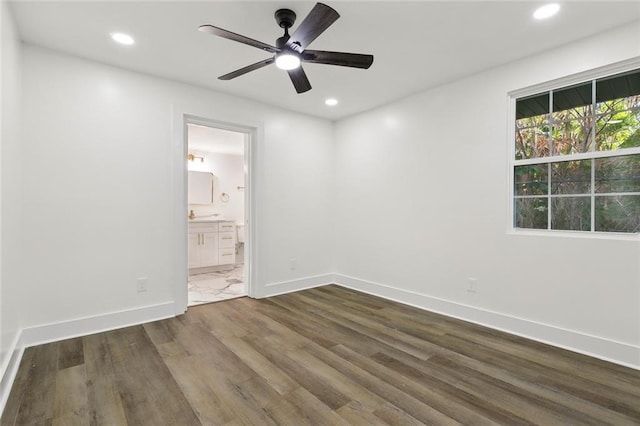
<box><xmin>188</xmin><ymin>223</ymin><xmax>220</xmax><ymax>269</ymax></box>
<box><xmin>201</xmin><ymin>231</ymin><xmax>219</xmax><ymax>267</ymax></box>
<box><xmin>188</xmin><ymin>232</ymin><xmax>201</xmax><ymax>268</ymax></box>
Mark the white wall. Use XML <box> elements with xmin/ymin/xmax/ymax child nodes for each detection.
<box><xmin>4</xmin><ymin>12</ymin><xmax>638</xmax><ymax>386</ymax></box>
<box><xmin>187</xmin><ymin>150</ymin><xmax>245</xmax><ymax>224</ymax></box>
<box><xmin>334</xmin><ymin>21</ymin><xmax>640</xmax><ymax>367</ymax></box>
<box><xmin>19</xmin><ymin>45</ymin><xmax>334</xmax><ymax>329</ymax></box>
<box><xmin>0</xmin><ymin>0</ymin><xmax>23</xmax><ymax>385</ymax></box>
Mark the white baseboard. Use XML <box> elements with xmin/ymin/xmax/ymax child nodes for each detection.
<box><xmin>261</xmin><ymin>273</ymin><xmax>336</xmax><ymax>298</ymax></box>
<box><xmin>0</xmin><ymin>331</ymin><xmax>25</xmax><ymax>416</ymax></box>
<box><xmin>20</xmin><ymin>302</ymin><xmax>176</xmax><ymax>348</ymax></box>
<box><xmin>334</xmin><ymin>274</ymin><xmax>640</xmax><ymax>370</ymax></box>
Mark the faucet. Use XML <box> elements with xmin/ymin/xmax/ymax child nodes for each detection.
<box><xmin>188</xmin><ymin>210</ymin><xmax>195</xmax><ymax>220</ymax></box>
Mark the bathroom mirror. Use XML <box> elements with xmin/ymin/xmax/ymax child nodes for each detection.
<box><xmin>188</xmin><ymin>171</ymin><xmax>214</xmax><ymax>205</ymax></box>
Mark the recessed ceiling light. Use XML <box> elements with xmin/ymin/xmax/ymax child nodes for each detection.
<box><xmin>325</xmin><ymin>98</ymin><xmax>338</xmax><ymax>106</ymax></box>
<box><xmin>110</xmin><ymin>32</ymin><xmax>135</xmax><ymax>45</ymax></box>
<box><xmin>533</xmin><ymin>3</ymin><xmax>560</xmax><ymax>20</ymax></box>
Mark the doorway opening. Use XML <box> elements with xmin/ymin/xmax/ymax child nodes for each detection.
<box><xmin>186</xmin><ymin>122</ymin><xmax>248</xmax><ymax>306</ymax></box>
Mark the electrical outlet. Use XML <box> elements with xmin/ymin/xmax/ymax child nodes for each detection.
<box><xmin>467</xmin><ymin>277</ymin><xmax>477</xmax><ymax>293</ymax></box>
<box><xmin>137</xmin><ymin>277</ymin><xmax>148</xmax><ymax>292</ymax></box>
<box><xmin>289</xmin><ymin>258</ymin><xmax>297</xmax><ymax>270</ymax></box>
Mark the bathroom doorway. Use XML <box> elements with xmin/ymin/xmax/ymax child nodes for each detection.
<box><xmin>186</xmin><ymin>122</ymin><xmax>249</xmax><ymax>306</ymax></box>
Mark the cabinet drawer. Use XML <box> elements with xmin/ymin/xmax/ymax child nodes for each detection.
<box><xmin>218</xmin><ymin>248</ymin><xmax>236</xmax><ymax>265</ymax></box>
<box><xmin>219</xmin><ymin>222</ymin><xmax>235</xmax><ymax>233</ymax></box>
<box><xmin>218</xmin><ymin>232</ymin><xmax>236</xmax><ymax>248</ymax></box>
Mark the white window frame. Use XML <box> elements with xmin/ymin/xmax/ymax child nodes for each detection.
<box><xmin>507</xmin><ymin>57</ymin><xmax>640</xmax><ymax>240</ymax></box>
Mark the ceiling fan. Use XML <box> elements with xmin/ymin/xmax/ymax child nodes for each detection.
<box><xmin>199</xmin><ymin>2</ymin><xmax>374</xmax><ymax>94</ymax></box>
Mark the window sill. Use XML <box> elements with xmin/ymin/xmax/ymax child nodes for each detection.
<box><xmin>507</xmin><ymin>228</ymin><xmax>640</xmax><ymax>241</ymax></box>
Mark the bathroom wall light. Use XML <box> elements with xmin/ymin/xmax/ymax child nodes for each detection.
<box><xmin>187</xmin><ymin>153</ymin><xmax>204</xmax><ymax>162</ymax></box>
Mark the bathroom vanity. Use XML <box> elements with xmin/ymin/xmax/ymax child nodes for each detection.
<box><xmin>188</xmin><ymin>220</ymin><xmax>236</xmax><ymax>270</ymax></box>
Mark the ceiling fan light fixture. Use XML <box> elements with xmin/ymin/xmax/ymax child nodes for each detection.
<box><xmin>275</xmin><ymin>52</ymin><xmax>301</xmax><ymax>70</ymax></box>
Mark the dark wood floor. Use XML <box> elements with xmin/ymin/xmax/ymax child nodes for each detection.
<box><xmin>3</xmin><ymin>285</ymin><xmax>640</xmax><ymax>425</ymax></box>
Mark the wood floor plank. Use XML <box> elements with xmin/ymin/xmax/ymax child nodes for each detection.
<box><xmin>295</xmin><ymin>290</ymin><xmax>443</xmax><ymax>360</ymax></box>
<box><xmin>56</xmin><ymin>337</ymin><xmax>84</xmax><ymax>371</ymax></box>
<box><xmin>11</xmin><ymin>343</ymin><xmax>59</xmax><ymax>425</ymax></box>
<box><xmin>332</xmin><ymin>343</ymin><xmax>517</xmax><ymax>425</ymax></box>
<box><xmin>202</xmin><ymin>369</ymin><xmax>278</xmax><ymax>426</ymax></box>
<box><xmin>83</xmin><ymin>333</ymin><xmax>128</xmax><ymax>426</ymax></box>
<box><xmin>426</xmin><ymin>354</ymin><xmax>639</xmax><ymax>426</ymax></box>
<box><xmin>287</xmin><ymin>346</ymin><xmax>388</xmax><ymax>412</ymax></box>
<box><xmin>105</xmin><ymin>326</ymin><xmax>200</xmax><ymax>425</ymax></box>
<box><xmin>1</xmin><ymin>348</ymin><xmax>35</xmax><ymax>425</ymax></box>
<box><xmin>219</xmin><ymin>336</ymin><xmax>299</xmax><ymax>395</ymax></box>
<box><xmin>335</xmin><ymin>400</ymin><xmax>388</xmax><ymax>425</ymax></box>
<box><xmin>243</xmin><ymin>334</ymin><xmax>352</xmax><ymax>410</ymax></box>
<box><xmin>4</xmin><ymin>285</ymin><xmax>640</xmax><ymax>425</ymax></box>
<box><xmin>52</xmin><ymin>364</ymin><xmax>89</xmax><ymax>425</ymax></box>
<box><xmin>282</xmin><ymin>387</ymin><xmax>351</xmax><ymax>426</ymax></box>
<box><xmin>266</xmin><ymin>295</ymin><xmax>394</xmax><ymax>356</ymax></box>
<box><xmin>373</xmin><ymin>402</ymin><xmax>428</xmax><ymax>426</ymax></box>
<box><xmin>161</xmin><ymin>353</ymin><xmax>237</xmax><ymax>424</ymax></box>
<box><xmin>422</xmin><ymin>331</ymin><xmax>640</xmax><ymax>419</ymax></box>
<box><xmin>304</xmin><ymin>343</ymin><xmax>461</xmax><ymax>425</ymax></box>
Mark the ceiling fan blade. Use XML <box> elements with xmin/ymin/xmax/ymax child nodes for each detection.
<box><xmin>302</xmin><ymin>50</ymin><xmax>374</xmax><ymax>69</ymax></box>
<box><xmin>287</xmin><ymin>67</ymin><xmax>312</xmax><ymax>94</ymax></box>
<box><xmin>287</xmin><ymin>3</ymin><xmax>339</xmax><ymax>51</ymax></box>
<box><xmin>219</xmin><ymin>58</ymin><xmax>275</xmax><ymax>80</ymax></box>
<box><xmin>199</xmin><ymin>25</ymin><xmax>279</xmax><ymax>53</ymax></box>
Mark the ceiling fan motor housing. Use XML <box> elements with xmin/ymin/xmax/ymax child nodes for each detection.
<box><xmin>275</xmin><ymin>9</ymin><xmax>296</xmax><ymax>29</ymax></box>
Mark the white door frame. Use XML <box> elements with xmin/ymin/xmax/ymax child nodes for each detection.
<box><xmin>172</xmin><ymin>112</ymin><xmax>258</xmax><ymax>315</ymax></box>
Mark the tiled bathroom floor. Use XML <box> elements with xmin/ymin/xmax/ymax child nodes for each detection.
<box><xmin>188</xmin><ymin>264</ymin><xmax>246</xmax><ymax>306</ymax></box>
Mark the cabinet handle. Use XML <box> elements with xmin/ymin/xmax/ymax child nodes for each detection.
<box><xmin>222</xmin><ymin>237</ymin><xmax>233</xmax><ymax>240</ymax></box>
<box><xmin>202</xmin><ymin>234</ymin><xmax>205</xmax><ymax>244</ymax></box>
<box><xmin>221</xmin><ymin>253</ymin><xmax>232</xmax><ymax>256</ymax></box>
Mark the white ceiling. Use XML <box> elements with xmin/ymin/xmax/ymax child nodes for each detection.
<box><xmin>188</xmin><ymin>123</ymin><xmax>245</xmax><ymax>155</ymax></box>
<box><xmin>9</xmin><ymin>1</ymin><xmax>640</xmax><ymax>120</ymax></box>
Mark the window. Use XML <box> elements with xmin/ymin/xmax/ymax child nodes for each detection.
<box><xmin>512</xmin><ymin>67</ymin><xmax>640</xmax><ymax>234</ymax></box>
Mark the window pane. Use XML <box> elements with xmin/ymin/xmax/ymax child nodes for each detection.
<box><xmin>515</xmin><ymin>198</ymin><xmax>548</xmax><ymax>229</ymax></box>
<box><xmin>514</xmin><ymin>164</ymin><xmax>548</xmax><ymax>196</ymax></box>
<box><xmin>552</xmin><ymin>113</ymin><xmax>594</xmax><ymax>154</ymax></box>
<box><xmin>551</xmin><ymin>197</ymin><xmax>591</xmax><ymax>231</ymax></box>
<box><xmin>551</xmin><ymin>160</ymin><xmax>591</xmax><ymax>195</ymax></box>
<box><xmin>516</xmin><ymin>93</ymin><xmax>549</xmax><ymax>120</ymax></box>
<box><xmin>596</xmin><ymin>95</ymin><xmax>640</xmax><ymax>113</ymax></box>
<box><xmin>553</xmin><ymin>82</ymin><xmax>592</xmax><ymax>113</ymax></box>
<box><xmin>595</xmin><ymin>195</ymin><xmax>640</xmax><ymax>233</ymax></box>
<box><xmin>596</xmin><ymin>69</ymin><xmax>640</xmax><ymax>106</ymax></box>
<box><xmin>595</xmin><ymin>107</ymin><xmax>640</xmax><ymax>151</ymax></box>
<box><xmin>515</xmin><ymin>124</ymin><xmax>550</xmax><ymax>159</ymax></box>
<box><xmin>595</xmin><ymin>154</ymin><xmax>640</xmax><ymax>193</ymax></box>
